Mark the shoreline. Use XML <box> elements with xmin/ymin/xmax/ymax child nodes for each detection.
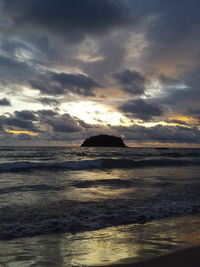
<box><xmin>1</xmin><ymin>214</ymin><xmax>200</xmax><ymax>266</ymax></box>
<box><xmin>94</xmin><ymin>245</ymin><xmax>200</xmax><ymax>267</ymax></box>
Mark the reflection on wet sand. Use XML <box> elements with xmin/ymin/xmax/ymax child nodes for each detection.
<box><xmin>1</xmin><ymin>215</ymin><xmax>200</xmax><ymax>266</ymax></box>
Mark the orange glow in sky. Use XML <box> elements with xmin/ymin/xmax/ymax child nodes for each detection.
<box><xmin>5</xmin><ymin>129</ymin><xmax>39</xmax><ymax>136</ymax></box>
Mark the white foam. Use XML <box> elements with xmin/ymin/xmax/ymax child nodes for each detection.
<box><xmin>1</xmin><ymin>197</ymin><xmax>200</xmax><ymax>240</ymax></box>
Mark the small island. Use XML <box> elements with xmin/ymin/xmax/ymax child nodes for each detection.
<box><xmin>81</xmin><ymin>135</ymin><xmax>127</xmax><ymax>147</ymax></box>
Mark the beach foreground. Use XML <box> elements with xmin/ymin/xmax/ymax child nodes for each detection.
<box><xmin>1</xmin><ymin>215</ymin><xmax>200</xmax><ymax>266</ymax></box>
<box><xmin>95</xmin><ymin>245</ymin><xmax>200</xmax><ymax>267</ymax></box>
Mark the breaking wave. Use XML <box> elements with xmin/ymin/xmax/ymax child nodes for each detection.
<box><xmin>1</xmin><ymin>194</ymin><xmax>200</xmax><ymax>240</ymax></box>
<box><xmin>0</xmin><ymin>158</ymin><xmax>199</xmax><ymax>173</ymax></box>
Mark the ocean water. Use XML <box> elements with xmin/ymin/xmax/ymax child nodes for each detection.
<box><xmin>0</xmin><ymin>146</ymin><xmax>200</xmax><ymax>266</ymax></box>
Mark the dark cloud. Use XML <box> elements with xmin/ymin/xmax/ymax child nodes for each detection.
<box><xmin>14</xmin><ymin>110</ymin><xmax>37</xmax><ymax>121</ymax></box>
<box><xmin>150</xmin><ymin>0</ymin><xmax>200</xmax><ymax>47</ymax></box>
<box><xmin>189</xmin><ymin>110</ymin><xmax>200</xmax><ymax>120</ymax></box>
<box><xmin>138</xmin><ymin>0</ymin><xmax>200</xmax><ymax>74</ymax></box>
<box><xmin>29</xmin><ymin>72</ymin><xmax>101</xmax><ymax>96</ymax></box>
<box><xmin>37</xmin><ymin>97</ymin><xmax>60</xmax><ymax>106</ymax></box>
<box><xmin>119</xmin><ymin>99</ymin><xmax>164</xmax><ymax>121</ymax></box>
<box><xmin>3</xmin><ymin>0</ymin><xmax>133</xmax><ymax>42</ymax></box>
<box><xmin>158</xmin><ymin>74</ymin><xmax>180</xmax><ymax>86</ymax></box>
<box><xmin>0</xmin><ymin>115</ymin><xmax>38</xmax><ymax>132</ymax></box>
<box><xmin>0</xmin><ymin>38</ymin><xmax>30</xmax><ymax>55</ymax></box>
<box><xmin>114</xmin><ymin>69</ymin><xmax>147</xmax><ymax>95</ymax></box>
<box><xmin>0</xmin><ymin>110</ymin><xmax>83</xmax><ymax>136</ymax></box>
<box><xmin>114</xmin><ymin>124</ymin><xmax>200</xmax><ymax>144</ymax></box>
<box><xmin>36</xmin><ymin>110</ymin><xmax>58</xmax><ymax>117</ymax></box>
<box><xmin>167</xmin><ymin>119</ymin><xmax>189</xmax><ymax>126</ymax></box>
<box><xmin>0</xmin><ymin>98</ymin><xmax>11</xmax><ymax>106</ymax></box>
<box><xmin>42</xmin><ymin>113</ymin><xmax>82</xmax><ymax>133</ymax></box>
<box><xmin>1</xmin><ymin>108</ymin><xmax>200</xmax><ymax>144</ymax></box>
<box><xmin>185</xmin><ymin>109</ymin><xmax>200</xmax><ymax>125</ymax></box>
<box><xmin>0</xmin><ymin>55</ymin><xmax>35</xmax><ymax>86</ymax></box>
<box><xmin>157</xmin><ymin>68</ymin><xmax>200</xmax><ymax>116</ymax></box>
<box><xmin>82</xmin><ymin>33</ymin><xmax>128</xmax><ymax>81</ymax></box>
<box><xmin>53</xmin><ymin>72</ymin><xmax>100</xmax><ymax>95</ymax></box>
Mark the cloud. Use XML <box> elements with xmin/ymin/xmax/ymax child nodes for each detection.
<box><xmin>53</xmin><ymin>72</ymin><xmax>100</xmax><ymax>95</ymax></box>
<box><xmin>37</xmin><ymin>97</ymin><xmax>60</xmax><ymax>106</ymax></box>
<box><xmin>1</xmin><ymin>108</ymin><xmax>200</xmax><ymax>145</ymax></box>
<box><xmin>0</xmin><ymin>98</ymin><xmax>11</xmax><ymax>106</ymax></box>
<box><xmin>156</xmin><ymin>68</ymin><xmax>200</xmax><ymax>118</ymax></box>
<box><xmin>189</xmin><ymin>110</ymin><xmax>200</xmax><ymax>120</ymax></box>
<box><xmin>36</xmin><ymin>109</ymin><xmax>58</xmax><ymax>117</ymax></box>
<box><xmin>45</xmin><ymin>114</ymin><xmax>82</xmax><ymax>133</ymax></box>
<box><xmin>158</xmin><ymin>74</ymin><xmax>180</xmax><ymax>86</ymax></box>
<box><xmin>0</xmin><ymin>55</ymin><xmax>36</xmax><ymax>86</ymax></box>
<box><xmin>0</xmin><ymin>110</ymin><xmax>83</xmax><ymax>137</ymax></box>
<box><xmin>0</xmin><ymin>115</ymin><xmax>38</xmax><ymax>132</ymax></box>
<box><xmin>167</xmin><ymin>119</ymin><xmax>189</xmax><ymax>126</ymax></box>
<box><xmin>14</xmin><ymin>110</ymin><xmax>38</xmax><ymax>121</ymax></box>
<box><xmin>137</xmin><ymin>0</ymin><xmax>200</xmax><ymax>75</ymax></box>
<box><xmin>0</xmin><ymin>38</ymin><xmax>29</xmax><ymax>54</ymax></box>
<box><xmin>114</xmin><ymin>69</ymin><xmax>147</xmax><ymax>95</ymax></box>
<box><xmin>29</xmin><ymin>72</ymin><xmax>101</xmax><ymax>96</ymax></box>
<box><xmin>114</xmin><ymin>124</ymin><xmax>200</xmax><ymax>144</ymax></box>
<box><xmin>2</xmin><ymin>0</ymin><xmax>133</xmax><ymax>42</ymax></box>
<box><xmin>82</xmin><ymin>32</ymin><xmax>129</xmax><ymax>81</ymax></box>
<box><xmin>118</xmin><ymin>99</ymin><xmax>164</xmax><ymax>121</ymax></box>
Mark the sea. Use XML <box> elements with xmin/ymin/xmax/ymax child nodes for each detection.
<box><xmin>0</xmin><ymin>146</ymin><xmax>200</xmax><ymax>266</ymax></box>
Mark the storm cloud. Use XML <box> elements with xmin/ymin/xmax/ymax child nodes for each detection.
<box><xmin>2</xmin><ymin>0</ymin><xmax>133</xmax><ymax>42</ymax></box>
<box><xmin>114</xmin><ymin>69</ymin><xmax>147</xmax><ymax>95</ymax></box>
<box><xmin>29</xmin><ymin>72</ymin><xmax>101</xmax><ymax>96</ymax></box>
<box><xmin>0</xmin><ymin>55</ymin><xmax>36</xmax><ymax>86</ymax></box>
<box><xmin>14</xmin><ymin>110</ymin><xmax>38</xmax><ymax>121</ymax></box>
<box><xmin>37</xmin><ymin>97</ymin><xmax>60</xmax><ymax>107</ymax></box>
<box><xmin>0</xmin><ymin>98</ymin><xmax>11</xmax><ymax>106</ymax></box>
<box><xmin>114</xmin><ymin>124</ymin><xmax>200</xmax><ymax>144</ymax></box>
<box><xmin>0</xmin><ymin>115</ymin><xmax>38</xmax><ymax>132</ymax></box>
<box><xmin>119</xmin><ymin>99</ymin><xmax>164</xmax><ymax>121</ymax></box>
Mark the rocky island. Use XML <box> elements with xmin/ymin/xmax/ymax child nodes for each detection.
<box><xmin>81</xmin><ymin>135</ymin><xmax>127</xmax><ymax>147</ymax></box>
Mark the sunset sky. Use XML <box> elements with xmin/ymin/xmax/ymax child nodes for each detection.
<box><xmin>0</xmin><ymin>0</ymin><xmax>200</xmax><ymax>146</ymax></box>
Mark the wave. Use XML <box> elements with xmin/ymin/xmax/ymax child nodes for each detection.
<box><xmin>0</xmin><ymin>158</ymin><xmax>199</xmax><ymax>173</ymax></box>
<box><xmin>0</xmin><ymin>184</ymin><xmax>62</xmax><ymax>195</ymax></box>
<box><xmin>73</xmin><ymin>179</ymin><xmax>133</xmax><ymax>188</ymax></box>
<box><xmin>160</xmin><ymin>152</ymin><xmax>200</xmax><ymax>157</ymax></box>
<box><xmin>1</xmin><ymin>195</ymin><xmax>200</xmax><ymax>240</ymax></box>
<box><xmin>0</xmin><ymin>148</ymin><xmax>16</xmax><ymax>151</ymax></box>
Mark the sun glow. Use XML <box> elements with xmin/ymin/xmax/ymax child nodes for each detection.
<box><xmin>5</xmin><ymin>129</ymin><xmax>39</xmax><ymax>136</ymax></box>
<box><xmin>62</xmin><ymin>101</ymin><xmax>132</xmax><ymax>126</ymax></box>
<box><xmin>171</xmin><ymin>115</ymin><xmax>198</xmax><ymax>124</ymax></box>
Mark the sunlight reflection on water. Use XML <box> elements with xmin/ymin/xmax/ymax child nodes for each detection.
<box><xmin>1</xmin><ymin>215</ymin><xmax>200</xmax><ymax>266</ymax></box>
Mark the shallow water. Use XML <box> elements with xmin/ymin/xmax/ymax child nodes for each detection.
<box><xmin>0</xmin><ymin>147</ymin><xmax>200</xmax><ymax>239</ymax></box>
<box><xmin>1</xmin><ymin>215</ymin><xmax>200</xmax><ymax>266</ymax></box>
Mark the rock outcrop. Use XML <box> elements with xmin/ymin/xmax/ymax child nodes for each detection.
<box><xmin>81</xmin><ymin>135</ymin><xmax>127</xmax><ymax>147</ymax></box>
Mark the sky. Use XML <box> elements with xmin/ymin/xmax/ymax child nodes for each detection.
<box><xmin>0</xmin><ymin>0</ymin><xmax>200</xmax><ymax>146</ymax></box>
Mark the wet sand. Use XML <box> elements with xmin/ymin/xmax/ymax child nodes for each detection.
<box><xmin>95</xmin><ymin>245</ymin><xmax>200</xmax><ymax>267</ymax></box>
<box><xmin>1</xmin><ymin>215</ymin><xmax>200</xmax><ymax>266</ymax></box>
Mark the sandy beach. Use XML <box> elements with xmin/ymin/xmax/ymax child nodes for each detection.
<box><xmin>95</xmin><ymin>245</ymin><xmax>200</xmax><ymax>267</ymax></box>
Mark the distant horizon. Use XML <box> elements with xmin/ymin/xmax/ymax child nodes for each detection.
<box><xmin>1</xmin><ymin>142</ymin><xmax>200</xmax><ymax>148</ymax></box>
